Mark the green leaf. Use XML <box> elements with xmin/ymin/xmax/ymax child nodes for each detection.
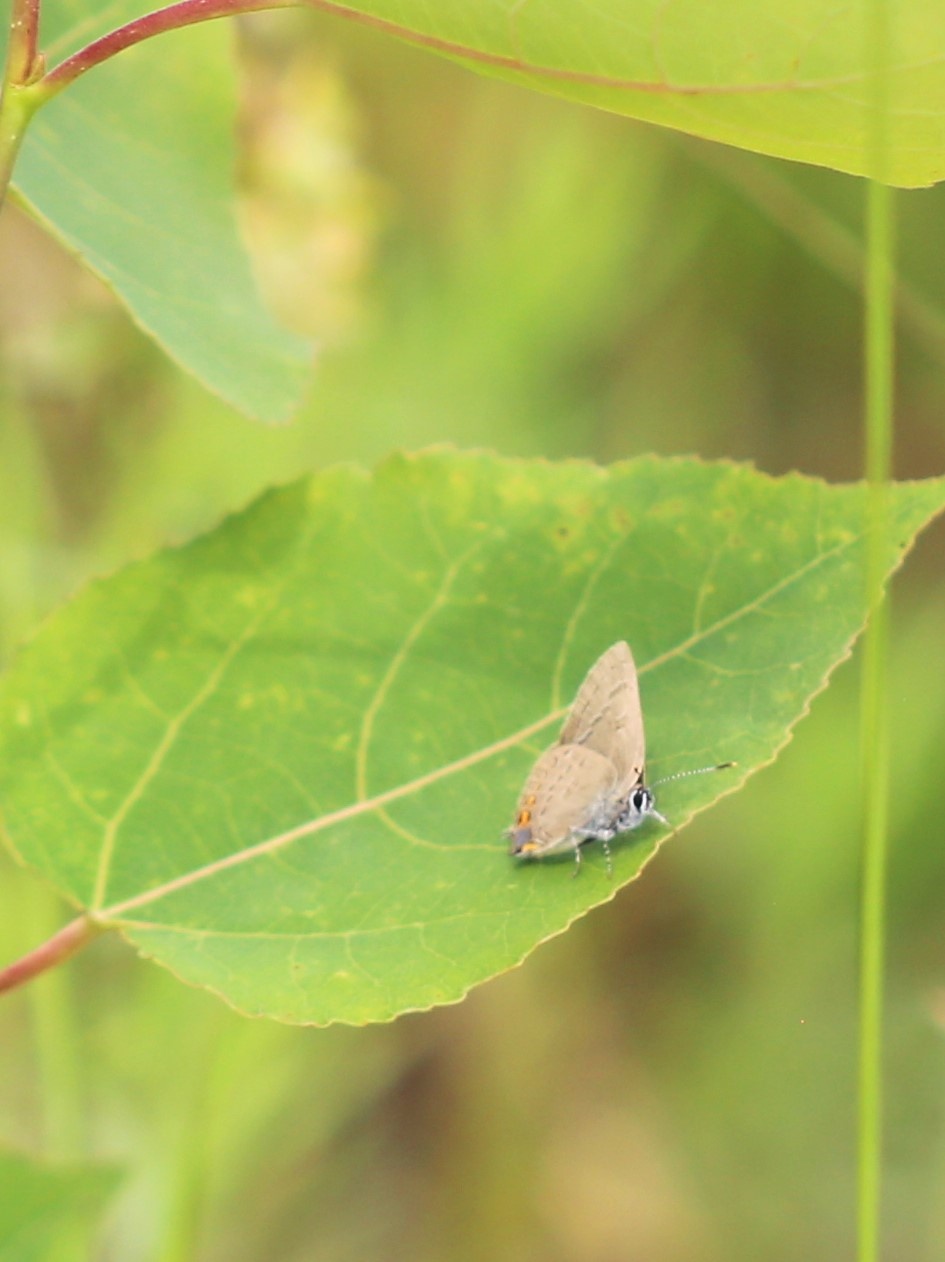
<box><xmin>1</xmin><ymin>453</ymin><xmax>943</xmax><ymax>1025</ymax></box>
<box><xmin>320</xmin><ymin>0</ymin><xmax>945</xmax><ymax>187</ymax></box>
<box><xmin>0</xmin><ymin>1150</ymin><xmax>120</xmax><ymax>1262</ymax></box>
<box><xmin>5</xmin><ymin>3</ymin><xmax>311</xmax><ymax>421</ymax></box>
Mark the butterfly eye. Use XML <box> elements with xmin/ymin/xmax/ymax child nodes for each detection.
<box><xmin>631</xmin><ymin>787</ymin><xmax>651</xmax><ymax>813</ymax></box>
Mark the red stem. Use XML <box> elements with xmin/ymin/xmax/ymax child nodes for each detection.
<box><xmin>0</xmin><ymin>916</ymin><xmax>104</xmax><ymax>995</ymax></box>
<box><xmin>36</xmin><ymin>0</ymin><xmax>812</xmax><ymax>102</ymax></box>
<box><xmin>42</xmin><ymin>0</ymin><xmax>292</xmax><ymax>94</ymax></box>
<box><xmin>40</xmin><ymin>0</ymin><xmax>640</xmax><ymax>99</ymax></box>
<box><xmin>6</xmin><ymin>0</ymin><xmax>42</xmax><ymax>84</ymax></box>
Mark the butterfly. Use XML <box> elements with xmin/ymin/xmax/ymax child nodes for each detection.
<box><xmin>509</xmin><ymin>641</ymin><xmax>731</xmax><ymax>872</ymax></box>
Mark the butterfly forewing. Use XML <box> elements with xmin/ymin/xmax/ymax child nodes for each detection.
<box><xmin>557</xmin><ymin>641</ymin><xmax>645</xmax><ymax>794</ymax></box>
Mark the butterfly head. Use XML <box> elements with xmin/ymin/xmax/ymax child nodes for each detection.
<box><xmin>614</xmin><ymin>783</ymin><xmax>669</xmax><ymax>832</ymax></box>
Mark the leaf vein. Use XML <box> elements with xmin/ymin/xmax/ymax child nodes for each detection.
<box><xmin>99</xmin><ymin>526</ymin><xmax>862</xmax><ymax>923</ymax></box>
<box><xmin>91</xmin><ymin>601</ymin><xmax>274</xmax><ymax>910</ymax></box>
<box><xmin>551</xmin><ymin>529</ymin><xmax>630</xmax><ymax>709</ymax></box>
<box><xmin>354</xmin><ymin>540</ymin><xmax>485</xmax><ymax>801</ymax></box>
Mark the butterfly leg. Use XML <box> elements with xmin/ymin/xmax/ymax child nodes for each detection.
<box><xmin>569</xmin><ymin>828</ymin><xmax>614</xmax><ymax>878</ymax></box>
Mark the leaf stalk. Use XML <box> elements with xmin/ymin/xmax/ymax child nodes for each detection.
<box><xmin>6</xmin><ymin>0</ymin><xmax>41</xmax><ymax>84</ymax></box>
<box><xmin>0</xmin><ymin>0</ymin><xmax>44</xmax><ymax>207</ymax></box>
<box><xmin>39</xmin><ymin>0</ymin><xmax>292</xmax><ymax>97</ymax></box>
<box><xmin>0</xmin><ymin>915</ymin><xmax>106</xmax><ymax>995</ymax></box>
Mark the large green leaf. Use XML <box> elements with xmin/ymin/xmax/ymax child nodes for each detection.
<box><xmin>1</xmin><ymin>453</ymin><xmax>943</xmax><ymax>1024</ymax></box>
<box><xmin>4</xmin><ymin>2</ymin><xmax>311</xmax><ymax>421</ymax></box>
<box><xmin>0</xmin><ymin>1150</ymin><xmax>119</xmax><ymax>1262</ymax></box>
<box><xmin>320</xmin><ymin>0</ymin><xmax>945</xmax><ymax>187</ymax></box>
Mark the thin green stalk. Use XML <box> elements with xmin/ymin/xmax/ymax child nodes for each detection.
<box><xmin>0</xmin><ymin>75</ymin><xmax>32</xmax><ymax>207</ymax></box>
<box><xmin>858</xmin><ymin>0</ymin><xmax>894</xmax><ymax>1256</ymax></box>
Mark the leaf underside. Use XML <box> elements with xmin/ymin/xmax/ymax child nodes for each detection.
<box><xmin>327</xmin><ymin>0</ymin><xmax>945</xmax><ymax>187</ymax></box>
<box><xmin>5</xmin><ymin>4</ymin><xmax>311</xmax><ymax>422</ymax></box>
<box><xmin>1</xmin><ymin>453</ymin><xmax>943</xmax><ymax>1024</ymax></box>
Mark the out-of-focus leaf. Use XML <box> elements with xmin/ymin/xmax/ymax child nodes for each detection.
<box><xmin>3</xmin><ymin>3</ymin><xmax>312</xmax><ymax>421</ymax></box>
<box><xmin>308</xmin><ymin>0</ymin><xmax>945</xmax><ymax>187</ymax></box>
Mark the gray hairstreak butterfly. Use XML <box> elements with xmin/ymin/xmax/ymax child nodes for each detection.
<box><xmin>508</xmin><ymin>641</ymin><xmax>733</xmax><ymax>872</ymax></box>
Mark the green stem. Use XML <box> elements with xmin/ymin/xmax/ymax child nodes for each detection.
<box><xmin>0</xmin><ymin>80</ymin><xmax>30</xmax><ymax>207</ymax></box>
<box><xmin>858</xmin><ymin>0</ymin><xmax>894</xmax><ymax>1257</ymax></box>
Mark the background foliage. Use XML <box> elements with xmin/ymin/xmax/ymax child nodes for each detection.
<box><xmin>1</xmin><ymin>7</ymin><xmax>945</xmax><ymax>1261</ymax></box>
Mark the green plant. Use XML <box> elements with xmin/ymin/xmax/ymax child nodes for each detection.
<box><xmin>2</xmin><ymin>2</ymin><xmax>944</xmax><ymax>1260</ymax></box>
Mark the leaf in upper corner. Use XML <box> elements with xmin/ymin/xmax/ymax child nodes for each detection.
<box><xmin>0</xmin><ymin>453</ymin><xmax>943</xmax><ymax>1025</ymax></box>
<box><xmin>3</xmin><ymin>2</ymin><xmax>312</xmax><ymax>422</ymax></box>
<box><xmin>0</xmin><ymin>1150</ymin><xmax>120</xmax><ymax>1262</ymax></box>
<box><xmin>310</xmin><ymin>0</ymin><xmax>945</xmax><ymax>187</ymax></box>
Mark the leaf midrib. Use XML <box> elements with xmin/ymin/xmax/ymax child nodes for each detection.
<box><xmin>227</xmin><ymin>1</ymin><xmax>926</xmax><ymax>101</ymax></box>
<box><xmin>95</xmin><ymin>527</ymin><xmax>862</xmax><ymax>925</ymax></box>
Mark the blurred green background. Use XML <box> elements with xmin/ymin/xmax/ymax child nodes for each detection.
<box><xmin>2</xmin><ymin>10</ymin><xmax>945</xmax><ymax>1261</ymax></box>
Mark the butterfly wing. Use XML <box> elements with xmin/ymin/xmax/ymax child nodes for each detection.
<box><xmin>509</xmin><ymin>744</ymin><xmax>617</xmax><ymax>857</ymax></box>
<box><xmin>558</xmin><ymin>641</ymin><xmax>645</xmax><ymax>795</ymax></box>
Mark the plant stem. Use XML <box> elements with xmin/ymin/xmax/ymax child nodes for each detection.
<box><xmin>858</xmin><ymin>0</ymin><xmax>894</xmax><ymax>1257</ymax></box>
<box><xmin>0</xmin><ymin>81</ymin><xmax>29</xmax><ymax>205</ymax></box>
<box><xmin>40</xmin><ymin>0</ymin><xmax>293</xmax><ymax>96</ymax></box>
<box><xmin>0</xmin><ymin>0</ymin><xmax>44</xmax><ymax>207</ymax></box>
<box><xmin>6</xmin><ymin>0</ymin><xmax>42</xmax><ymax>84</ymax></box>
<box><xmin>0</xmin><ymin>915</ymin><xmax>105</xmax><ymax>994</ymax></box>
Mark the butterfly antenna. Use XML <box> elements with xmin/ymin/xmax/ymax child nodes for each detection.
<box><xmin>649</xmin><ymin>760</ymin><xmax>736</xmax><ymax>789</ymax></box>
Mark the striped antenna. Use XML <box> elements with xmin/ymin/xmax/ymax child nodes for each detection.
<box><xmin>649</xmin><ymin>761</ymin><xmax>736</xmax><ymax>790</ymax></box>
